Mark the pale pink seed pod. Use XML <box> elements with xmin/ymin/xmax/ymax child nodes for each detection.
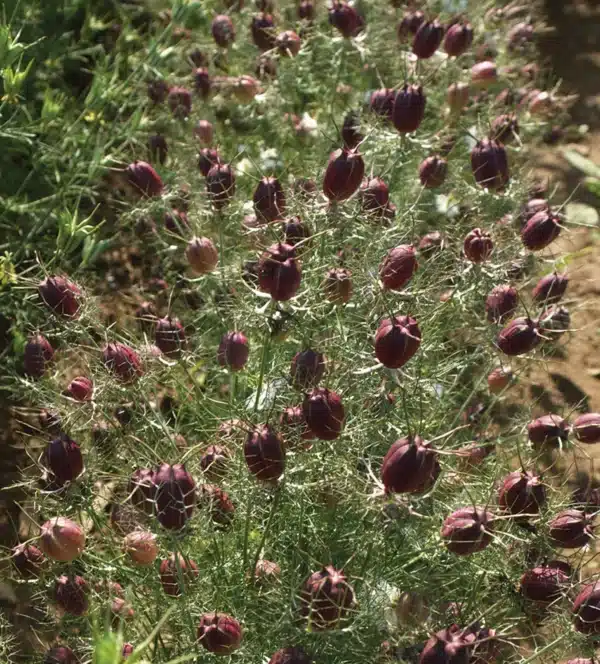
<box><xmin>487</xmin><ymin>367</ymin><xmax>513</xmax><ymax>393</ymax></box>
<box><xmin>123</xmin><ymin>531</ymin><xmax>159</xmax><ymax>566</ymax></box>
<box><xmin>471</xmin><ymin>61</ymin><xmax>497</xmax><ymax>87</ymax></box>
<box><xmin>39</xmin><ymin>517</ymin><xmax>85</xmax><ymax>562</ymax></box>
<box><xmin>194</xmin><ymin>120</ymin><xmax>214</xmax><ymax>144</ymax></box>
<box><xmin>572</xmin><ymin>413</ymin><xmax>600</xmax><ymax>444</ymax></box>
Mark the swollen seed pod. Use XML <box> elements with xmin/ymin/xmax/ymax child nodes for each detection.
<box><xmin>148</xmin><ymin>79</ymin><xmax>169</xmax><ymax>104</ymax></box>
<box><xmin>258</xmin><ymin>242</ymin><xmax>302</xmax><ymax>301</ymax></box>
<box><xmin>485</xmin><ymin>285</ymin><xmax>518</xmax><ymax>323</ymax></box>
<box><xmin>253</xmin><ymin>176</ymin><xmax>286</xmax><ymax>222</ymax></box>
<box><xmin>527</xmin><ymin>414</ymin><xmax>569</xmax><ymax>447</ymax></box>
<box><xmin>167</xmin><ymin>86</ymin><xmax>192</xmax><ymax>118</ymax></box>
<box><xmin>197</xmin><ymin>613</ymin><xmax>243</xmax><ymax>654</ymax></box>
<box><xmin>464</xmin><ymin>228</ymin><xmax>494</xmax><ymax>263</ymax></box>
<box><xmin>471</xmin><ymin>61</ymin><xmax>497</xmax><ymax>87</ymax></box>
<box><xmin>418</xmin><ymin>231</ymin><xmax>444</xmax><ymax>256</ymax></box>
<box><xmin>54</xmin><ymin>575</ymin><xmax>89</xmax><ymax>616</ymax></box>
<box><xmin>532</xmin><ymin>272</ymin><xmax>568</xmax><ymax>304</ymax></box>
<box><xmin>520</xmin><ymin>565</ymin><xmax>569</xmax><ymax>602</ymax></box>
<box><xmin>324</xmin><ymin>268</ymin><xmax>353</xmax><ymax>304</ymax></box>
<box><xmin>153</xmin><ymin>463</ymin><xmax>196</xmax><ymax>530</ymax></box>
<box><xmin>300</xmin><ymin>566</ymin><xmax>355</xmax><ymax>630</ymax></box>
<box><xmin>298</xmin><ymin>1</ymin><xmax>315</xmax><ymax>21</ymax></box>
<box><xmin>197</xmin><ymin>484</ymin><xmax>235</xmax><ymax>527</ymax></box>
<box><xmin>381</xmin><ymin>436</ymin><xmax>437</xmax><ymax>494</ymax></box>
<box><xmin>370</xmin><ymin>88</ymin><xmax>395</xmax><ymax>120</ymax></box>
<box><xmin>283</xmin><ymin>216</ymin><xmax>311</xmax><ymax>246</ymax></box>
<box><xmin>125</xmin><ymin>161</ymin><xmax>164</xmax><ymax>198</ymax></box>
<box><xmin>198</xmin><ymin>148</ymin><xmax>221</xmax><ymax>177</ymax></box>
<box><xmin>128</xmin><ymin>468</ymin><xmax>156</xmax><ymax>514</ymax></box>
<box><xmin>374</xmin><ymin>315</ymin><xmax>421</xmax><ymax>369</ymax></box>
<box><xmin>573</xmin><ymin>582</ymin><xmax>600</xmax><ymax>634</ymax></box>
<box><xmin>206</xmin><ymin>163</ymin><xmax>236</xmax><ymax>209</ymax></box>
<box><xmin>244</xmin><ymin>425</ymin><xmax>285</xmax><ymax>481</ymax></box>
<box><xmin>276</xmin><ymin>30</ymin><xmax>301</xmax><ymax>56</ymax></box>
<box><xmin>572</xmin><ymin>413</ymin><xmax>600</xmax><ymax>444</ymax></box>
<box><xmin>253</xmin><ymin>559</ymin><xmax>281</xmax><ymax>584</ymax></box>
<box><xmin>24</xmin><ymin>334</ymin><xmax>54</xmax><ymax>378</ymax></box>
<box><xmin>160</xmin><ymin>553</ymin><xmax>199</xmax><ymax>597</ymax></box>
<box><xmin>45</xmin><ymin>436</ymin><xmax>84</xmax><ymax>486</ymax></box>
<box><xmin>291</xmin><ymin>349</ymin><xmax>325</xmax><ymax>389</ymax></box>
<box><xmin>487</xmin><ymin>367</ymin><xmax>513</xmax><ymax>393</ymax></box>
<box><xmin>12</xmin><ymin>543</ymin><xmax>45</xmax><ymax>578</ymax></box>
<box><xmin>44</xmin><ymin>645</ymin><xmax>80</xmax><ymax>664</ymax></box>
<box><xmin>444</xmin><ymin>22</ymin><xmax>473</xmax><ymax>56</ymax></box>
<box><xmin>187</xmin><ymin>236</ymin><xmax>218</xmax><ymax>274</ymax></box>
<box><xmin>419</xmin><ymin>626</ymin><xmax>472</xmax><ymax>664</ymax></box>
<box><xmin>392</xmin><ymin>84</ymin><xmax>426</xmax><ymax>134</ymax></box>
<box><xmin>521</xmin><ymin>209</ymin><xmax>562</xmax><ymax>250</ymax></box>
<box><xmin>39</xmin><ymin>276</ymin><xmax>82</xmax><ymax>318</ymax></box>
<box><xmin>194</xmin><ymin>68</ymin><xmax>211</xmax><ymax>98</ymax></box>
<box><xmin>280</xmin><ymin>406</ymin><xmax>314</xmax><ymax>445</ymax></box>
<box><xmin>269</xmin><ymin>647</ymin><xmax>312</xmax><ymax>664</ymax></box>
<box><xmin>303</xmin><ymin>388</ymin><xmax>345</xmax><ymax>441</ymax></box>
<box><xmin>323</xmin><ymin>148</ymin><xmax>365</xmax><ymax>202</ymax></box>
<box><xmin>360</xmin><ymin>177</ymin><xmax>390</xmax><ymax>214</ymax></box>
<box><xmin>233</xmin><ymin>75</ymin><xmax>261</xmax><ymax>103</ymax></box>
<box><xmin>397</xmin><ymin>11</ymin><xmax>425</xmax><ymax>41</ymax></box>
<box><xmin>200</xmin><ymin>445</ymin><xmax>231</xmax><ymax>480</ymax></box>
<box><xmin>412</xmin><ymin>19</ymin><xmax>444</xmax><ymax>59</ymax></box>
<box><xmin>123</xmin><ymin>531</ymin><xmax>158</xmax><ymax>566</ymax></box>
<box><xmin>251</xmin><ymin>13</ymin><xmax>277</xmax><ymax>50</ymax></box>
<box><xmin>441</xmin><ymin>507</ymin><xmax>494</xmax><ymax>555</ymax></box>
<box><xmin>549</xmin><ymin>509</ymin><xmax>593</xmax><ymax>548</ymax></box>
<box><xmin>419</xmin><ymin>156</ymin><xmax>448</xmax><ymax>188</ymax></box>
<box><xmin>470</xmin><ymin>139</ymin><xmax>509</xmax><ymax>191</ymax></box>
<box><xmin>40</xmin><ymin>517</ymin><xmax>85</xmax><ymax>562</ymax></box>
<box><xmin>490</xmin><ymin>114</ymin><xmax>519</xmax><ymax>145</ymax></box>
<box><xmin>498</xmin><ymin>470</ymin><xmax>545</xmax><ymax>516</ymax></box>
<box><xmin>155</xmin><ymin>317</ymin><xmax>186</xmax><ymax>357</ymax></box>
<box><xmin>67</xmin><ymin>376</ymin><xmax>93</xmax><ymax>402</ymax></box>
<box><xmin>329</xmin><ymin>2</ymin><xmax>363</xmax><ymax>38</ymax></box>
<box><xmin>103</xmin><ymin>343</ymin><xmax>143</xmax><ymax>383</ymax></box>
<box><xmin>496</xmin><ymin>317</ymin><xmax>540</xmax><ymax>356</ymax></box>
<box><xmin>380</xmin><ymin>245</ymin><xmax>418</xmax><ymax>290</ymax></box>
<box><xmin>212</xmin><ymin>15</ymin><xmax>235</xmax><ymax>47</ymax></box>
<box><xmin>217</xmin><ymin>332</ymin><xmax>250</xmax><ymax>371</ymax></box>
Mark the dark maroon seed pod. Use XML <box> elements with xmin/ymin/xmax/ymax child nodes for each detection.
<box><xmin>419</xmin><ymin>626</ymin><xmax>471</xmax><ymax>664</ymax></box>
<box><xmin>418</xmin><ymin>231</ymin><xmax>444</xmax><ymax>256</ymax></box>
<box><xmin>283</xmin><ymin>216</ymin><xmax>311</xmax><ymax>246</ymax></box>
<box><xmin>197</xmin><ymin>612</ymin><xmax>243</xmax><ymax>654</ymax></box>
<box><xmin>67</xmin><ymin>376</ymin><xmax>93</xmax><ymax>402</ymax></box>
<box><xmin>303</xmin><ymin>388</ymin><xmax>345</xmax><ymax>441</ymax></box>
<box><xmin>412</xmin><ymin>19</ymin><xmax>444</xmax><ymax>59</ymax></box>
<box><xmin>155</xmin><ymin>317</ymin><xmax>186</xmax><ymax>357</ymax></box>
<box><xmin>44</xmin><ymin>646</ymin><xmax>80</xmax><ymax>664</ymax></box>
<box><xmin>251</xmin><ymin>13</ymin><xmax>277</xmax><ymax>50</ymax></box>
<box><xmin>549</xmin><ymin>509</ymin><xmax>593</xmax><ymax>548</ymax></box>
<box><xmin>419</xmin><ymin>156</ymin><xmax>448</xmax><ymax>188</ymax></box>
<box><xmin>520</xmin><ymin>565</ymin><xmax>569</xmax><ymax>602</ymax></box>
<box><xmin>153</xmin><ymin>463</ymin><xmax>196</xmax><ymax>530</ymax></box>
<box><xmin>381</xmin><ymin>436</ymin><xmax>437</xmax><ymax>494</ymax></box>
<box><xmin>269</xmin><ymin>647</ymin><xmax>312</xmax><ymax>664</ymax></box>
<box><xmin>24</xmin><ymin>334</ymin><xmax>54</xmax><ymax>378</ymax></box>
<box><xmin>539</xmin><ymin>305</ymin><xmax>570</xmax><ymax>338</ymax></box>
<box><xmin>160</xmin><ymin>553</ymin><xmax>199</xmax><ymax>596</ymax></box>
<box><xmin>485</xmin><ymin>285</ymin><xmax>518</xmax><ymax>323</ymax></box>
<box><xmin>217</xmin><ymin>331</ymin><xmax>249</xmax><ymax>371</ymax></box>
<box><xmin>148</xmin><ymin>79</ymin><xmax>169</xmax><ymax>104</ymax></box>
<box><xmin>291</xmin><ymin>349</ymin><xmax>325</xmax><ymax>389</ymax></box>
<box><xmin>298</xmin><ymin>1</ymin><xmax>315</xmax><ymax>21</ymax></box>
<box><xmin>532</xmin><ymin>272</ymin><xmax>568</xmax><ymax>304</ymax></box>
<box><xmin>54</xmin><ymin>575</ymin><xmax>89</xmax><ymax>616</ymax></box>
<box><xmin>39</xmin><ymin>276</ymin><xmax>82</xmax><ymax>318</ymax></box>
<box><xmin>12</xmin><ymin>543</ymin><xmax>45</xmax><ymax>578</ymax></box>
<box><xmin>329</xmin><ymin>2</ymin><xmax>364</xmax><ymax>38</ymax></box>
<box><xmin>573</xmin><ymin>582</ymin><xmax>600</xmax><ymax>634</ymax></box>
<box><xmin>392</xmin><ymin>84</ymin><xmax>426</xmax><ymax>134</ymax></box>
<box><xmin>197</xmin><ymin>484</ymin><xmax>235</xmax><ymax>526</ymax></box>
<box><xmin>300</xmin><ymin>566</ymin><xmax>355</xmax><ymax>630</ymax></box>
<box><xmin>324</xmin><ymin>267</ymin><xmax>352</xmax><ymax>304</ymax></box>
<box><xmin>370</xmin><ymin>88</ymin><xmax>395</xmax><ymax>120</ymax></box>
<box><xmin>441</xmin><ymin>507</ymin><xmax>494</xmax><ymax>555</ymax></box>
<box><xmin>258</xmin><ymin>242</ymin><xmax>302</xmax><ymax>301</ymax></box>
<box><xmin>125</xmin><ymin>161</ymin><xmax>164</xmax><ymax>198</ymax></box>
<box><xmin>194</xmin><ymin>68</ymin><xmax>211</xmax><ymax>98</ymax></box>
<box><xmin>470</xmin><ymin>139</ymin><xmax>510</xmax><ymax>191</ymax></box>
<box><xmin>443</xmin><ymin>22</ymin><xmax>473</xmax><ymax>56</ymax></box>
<box><xmin>380</xmin><ymin>245</ymin><xmax>418</xmax><ymax>291</ymax></box>
<box><xmin>198</xmin><ymin>148</ymin><xmax>221</xmax><ymax>177</ymax></box>
<box><xmin>323</xmin><ymin>148</ymin><xmax>365</xmax><ymax>202</ymax></box>
<box><xmin>253</xmin><ymin>176</ymin><xmax>286</xmax><ymax>222</ymax></box>
<box><xmin>244</xmin><ymin>424</ymin><xmax>286</xmax><ymax>481</ymax></box>
<box><xmin>360</xmin><ymin>177</ymin><xmax>390</xmax><ymax>215</ymax></box>
<box><xmin>167</xmin><ymin>86</ymin><xmax>192</xmax><ymax>118</ymax></box>
<box><xmin>45</xmin><ymin>436</ymin><xmax>84</xmax><ymax>486</ymax></box>
<box><xmin>490</xmin><ymin>114</ymin><xmax>519</xmax><ymax>145</ymax></box>
<box><xmin>374</xmin><ymin>315</ymin><xmax>421</xmax><ymax>369</ymax></box>
<box><xmin>498</xmin><ymin>470</ymin><xmax>545</xmax><ymax>516</ymax></box>
<box><xmin>200</xmin><ymin>446</ymin><xmax>231</xmax><ymax>480</ymax></box>
<box><xmin>341</xmin><ymin>110</ymin><xmax>364</xmax><ymax>150</ymax></box>
<box><xmin>212</xmin><ymin>15</ymin><xmax>235</xmax><ymax>47</ymax></box>
<box><xmin>207</xmin><ymin>163</ymin><xmax>236</xmax><ymax>208</ymax></box>
<box><xmin>128</xmin><ymin>468</ymin><xmax>156</xmax><ymax>514</ymax></box>
<box><xmin>397</xmin><ymin>11</ymin><xmax>425</xmax><ymax>41</ymax></box>
<box><xmin>521</xmin><ymin>209</ymin><xmax>562</xmax><ymax>251</ymax></box>
<box><xmin>148</xmin><ymin>134</ymin><xmax>168</xmax><ymax>165</ymax></box>
<box><xmin>189</xmin><ymin>48</ymin><xmax>208</xmax><ymax>67</ymax></box>
<box><xmin>497</xmin><ymin>317</ymin><xmax>540</xmax><ymax>356</ymax></box>
<box><xmin>527</xmin><ymin>414</ymin><xmax>569</xmax><ymax>447</ymax></box>
<box><xmin>572</xmin><ymin>413</ymin><xmax>600</xmax><ymax>444</ymax></box>
<box><xmin>463</xmin><ymin>228</ymin><xmax>493</xmax><ymax>263</ymax></box>
<box><xmin>276</xmin><ymin>30</ymin><xmax>301</xmax><ymax>56</ymax></box>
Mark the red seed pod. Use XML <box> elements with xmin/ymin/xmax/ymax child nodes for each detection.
<box><xmin>381</xmin><ymin>436</ymin><xmax>437</xmax><ymax>494</ymax></box>
<box><xmin>253</xmin><ymin>176</ymin><xmax>286</xmax><ymax>222</ymax></box>
<box><xmin>197</xmin><ymin>484</ymin><xmax>235</xmax><ymax>527</ymax></box>
<box><xmin>253</xmin><ymin>559</ymin><xmax>281</xmax><ymax>584</ymax></box>
<box><xmin>167</xmin><ymin>86</ymin><xmax>192</xmax><ymax>118</ymax></box>
<box><xmin>397</xmin><ymin>11</ymin><xmax>425</xmax><ymax>41</ymax></box>
<box><xmin>283</xmin><ymin>216</ymin><xmax>311</xmax><ymax>246</ymax></box>
<box><xmin>360</xmin><ymin>177</ymin><xmax>390</xmax><ymax>214</ymax></box>
<box><xmin>518</xmin><ymin>198</ymin><xmax>550</xmax><ymax>228</ymax></box>
<box><xmin>300</xmin><ymin>566</ymin><xmax>355</xmax><ymax>630</ymax></box>
<box><xmin>324</xmin><ymin>268</ymin><xmax>353</xmax><ymax>304</ymax></box>
<box><xmin>443</xmin><ymin>22</ymin><xmax>473</xmax><ymax>56</ymax></box>
<box><xmin>121</xmin><ymin>644</ymin><xmax>134</xmax><ymax>660</ymax></box>
<box><xmin>412</xmin><ymin>19</ymin><xmax>444</xmax><ymax>59</ymax></box>
<box><xmin>217</xmin><ymin>331</ymin><xmax>250</xmax><ymax>371</ymax></box>
<box><xmin>419</xmin><ymin>156</ymin><xmax>448</xmax><ymax>188</ymax></box>
<box><xmin>251</xmin><ymin>13</ymin><xmax>277</xmax><ymax>50</ymax></box>
<box><xmin>291</xmin><ymin>349</ymin><xmax>325</xmax><ymax>389</ymax></box>
<box><xmin>487</xmin><ymin>367</ymin><xmax>513</xmax><ymax>393</ymax></box>
<box><xmin>54</xmin><ymin>575</ymin><xmax>89</xmax><ymax>616</ymax></box>
<box><xmin>194</xmin><ymin>120</ymin><xmax>213</xmax><ymax>145</ymax></box>
<box><xmin>159</xmin><ymin>553</ymin><xmax>199</xmax><ymax>596</ymax></box>
<box><xmin>186</xmin><ymin>236</ymin><xmax>219</xmax><ymax>274</ymax></box>
<box><xmin>200</xmin><ymin>445</ymin><xmax>231</xmax><ymax>479</ymax></box>
<box><xmin>128</xmin><ymin>468</ymin><xmax>156</xmax><ymax>514</ymax></box>
<box><xmin>441</xmin><ymin>507</ymin><xmax>494</xmax><ymax>555</ymax></box>
<box><xmin>302</xmin><ymin>388</ymin><xmax>345</xmax><ymax>440</ymax></box>
<box><xmin>374</xmin><ymin>315</ymin><xmax>421</xmax><ymax>369</ymax></box>
<box><xmin>392</xmin><ymin>84</ymin><xmax>426</xmax><ymax>134</ymax></box>
<box><xmin>527</xmin><ymin>414</ymin><xmax>569</xmax><ymax>447</ymax></box>
<box><xmin>124</xmin><ymin>530</ymin><xmax>158</xmax><ymax>566</ymax></box>
<box><xmin>370</xmin><ymin>88</ymin><xmax>395</xmax><ymax>120</ymax></box>
<box><xmin>198</xmin><ymin>148</ymin><xmax>220</xmax><ymax>177</ymax></box>
<box><xmin>471</xmin><ymin>61</ymin><xmax>497</xmax><ymax>87</ymax></box>
<box><xmin>418</xmin><ymin>231</ymin><xmax>444</xmax><ymax>256</ymax></box>
<box><xmin>329</xmin><ymin>2</ymin><xmax>364</xmax><ymax>38</ymax></box>
<box><xmin>12</xmin><ymin>543</ymin><xmax>45</xmax><ymax>578</ymax></box>
<box><xmin>103</xmin><ymin>342</ymin><xmax>143</xmax><ymax>382</ymax></box>
<box><xmin>194</xmin><ymin>68</ymin><xmax>211</xmax><ymax>98</ymax></box>
<box><xmin>419</xmin><ymin>626</ymin><xmax>472</xmax><ymax>664</ymax></box>
<box><xmin>155</xmin><ymin>317</ymin><xmax>186</xmax><ymax>357</ymax></box>
<box><xmin>298</xmin><ymin>1</ymin><xmax>315</xmax><ymax>21</ymax></box>
<box><xmin>538</xmin><ymin>305</ymin><xmax>570</xmax><ymax>339</ymax></box>
<box><xmin>212</xmin><ymin>14</ymin><xmax>235</xmax><ymax>47</ymax></box>
<box><xmin>197</xmin><ymin>612</ymin><xmax>243</xmax><ymax>654</ymax></box>
<box><xmin>276</xmin><ymin>30</ymin><xmax>301</xmax><ymax>56</ymax></box>
<box><xmin>549</xmin><ymin>509</ymin><xmax>593</xmax><ymax>548</ymax></box>
<box><xmin>380</xmin><ymin>245</ymin><xmax>418</xmax><ymax>290</ymax></box>
<box><xmin>44</xmin><ymin>645</ymin><xmax>80</xmax><ymax>664</ymax></box>
<box><xmin>498</xmin><ymin>470</ymin><xmax>545</xmax><ymax>516</ymax></box>
<box><xmin>269</xmin><ymin>647</ymin><xmax>312</xmax><ymax>664</ymax></box>
<box><xmin>485</xmin><ymin>285</ymin><xmax>518</xmax><ymax>323</ymax></box>
<box><xmin>532</xmin><ymin>272</ymin><xmax>568</xmax><ymax>304</ymax></box>
<box><xmin>341</xmin><ymin>110</ymin><xmax>364</xmax><ymax>150</ymax></box>
<box><xmin>67</xmin><ymin>376</ymin><xmax>93</xmax><ymax>402</ymax></box>
<box><xmin>24</xmin><ymin>334</ymin><xmax>54</xmax><ymax>378</ymax></box>
<box><xmin>279</xmin><ymin>406</ymin><xmax>314</xmax><ymax>443</ymax></box>
<box><xmin>153</xmin><ymin>463</ymin><xmax>196</xmax><ymax>530</ymax></box>
<box><xmin>490</xmin><ymin>114</ymin><xmax>519</xmax><ymax>145</ymax></box>
<box><xmin>470</xmin><ymin>139</ymin><xmax>509</xmax><ymax>191</ymax></box>
<box><xmin>125</xmin><ymin>161</ymin><xmax>164</xmax><ymax>198</ymax></box>
<box><xmin>40</xmin><ymin>517</ymin><xmax>85</xmax><ymax>562</ymax></box>
<box><xmin>148</xmin><ymin>79</ymin><xmax>169</xmax><ymax>104</ymax></box>
<box><xmin>573</xmin><ymin>582</ymin><xmax>600</xmax><ymax>634</ymax></box>
<box><xmin>572</xmin><ymin>413</ymin><xmax>600</xmax><ymax>444</ymax></box>
<box><xmin>520</xmin><ymin>565</ymin><xmax>569</xmax><ymax>602</ymax></box>
<box><xmin>39</xmin><ymin>276</ymin><xmax>82</xmax><ymax>318</ymax></box>
<box><xmin>447</xmin><ymin>82</ymin><xmax>469</xmax><ymax>113</ymax></box>
<box><xmin>323</xmin><ymin>148</ymin><xmax>365</xmax><ymax>202</ymax></box>
<box><xmin>521</xmin><ymin>209</ymin><xmax>562</xmax><ymax>251</ymax></box>
<box><xmin>496</xmin><ymin>317</ymin><xmax>540</xmax><ymax>356</ymax></box>
<box><xmin>244</xmin><ymin>424</ymin><xmax>285</xmax><ymax>481</ymax></box>
<box><xmin>206</xmin><ymin>163</ymin><xmax>236</xmax><ymax>208</ymax></box>
<box><xmin>45</xmin><ymin>436</ymin><xmax>84</xmax><ymax>486</ymax></box>
<box><xmin>258</xmin><ymin>242</ymin><xmax>302</xmax><ymax>301</ymax></box>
